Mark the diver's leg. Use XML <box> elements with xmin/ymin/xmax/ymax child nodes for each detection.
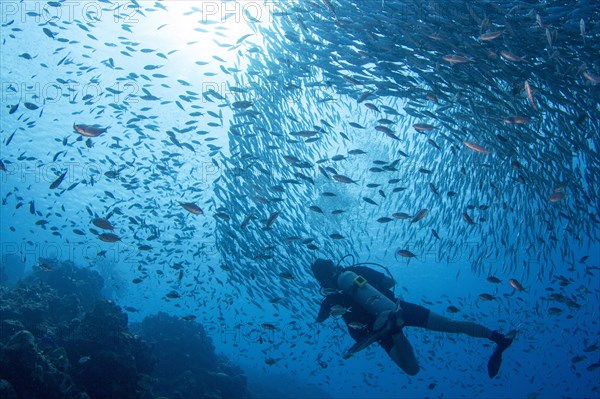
<box><xmin>425</xmin><ymin>311</ymin><xmax>494</xmax><ymax>339</ymax></box>
<box><xmin>381</xmin><ymin>332</ymin><xmax>419</xmax><ymax>376</ymax></box>
<box><xmin>425</xmin><ymin>311</ymin><xmax>515</xmax><ymax>378</ymax></box>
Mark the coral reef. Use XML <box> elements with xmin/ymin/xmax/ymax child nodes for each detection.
<box><xmin>0</xmin><ymin>259</ymin><xmax>250</xmax><ymax>399</ymax></box>
<box><xmin>132</xmin><ymin>312</ymin><xmax>250</xmax><ymax>399</ymax></box>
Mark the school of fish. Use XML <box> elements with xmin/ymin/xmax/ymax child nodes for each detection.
<box><xmin>1</xmin><ymin>0</ymin><xmax>599</xmax><ymax>395</ymax></box>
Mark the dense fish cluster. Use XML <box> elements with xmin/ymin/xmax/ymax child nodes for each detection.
<box><xmin>1</xmin><ymin>0</ymin><xmax>599</xmax><ymax>396</ymax></box>
<box><xmin>214</xmin><ymin>0</ymin><xmax>599</xmax><ymax>305</ymax></box>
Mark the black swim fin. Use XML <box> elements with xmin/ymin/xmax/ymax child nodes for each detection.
<box><xmin>487</xmin><ymin>330</ymin><xmax>516</xmax><ymax>378</ymax></box>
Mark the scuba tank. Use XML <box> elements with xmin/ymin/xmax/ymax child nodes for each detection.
<box><xmin>337</xmin><ymin>270</ymin><xmax>404</xmax><ymax>359</ymax></box>
<box><xmin>337</xmin><ymin>271</ymin><xmax>402</xmax><ymax>331</ymax></box>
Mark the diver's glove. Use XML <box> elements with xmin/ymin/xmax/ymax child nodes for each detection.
<box><xmin>387</xmin><ymin>300</ymin><xmax>404</xmax><ymax>334</ymax></box>
<box><xmin>393</xmin><ymin>300</ymin><xmax>404</xmax><ymax>328</ymax></box>
<box><xmin>372</xmin><ymin>302</ymin><xmax>404</xmax><ymax>335</ymax></box>
<box><xmin>342</xmin><ymin>301</ymin><xmax>404</xmax><ymax>360</ymax></box>
<box><xmin>343</xmin><ymin>311</ymin><xmax>397</xmax><ymax>360</ymax></box>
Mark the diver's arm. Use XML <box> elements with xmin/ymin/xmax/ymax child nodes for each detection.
<box><xmin>316</xmin><ymin>295</ymin><xmax>334</xmax><ymax>322</ymax></box>
<box><xmin>316</xmin><ymin>302</ymin><xmax>330</xmax><ymax>322</ymax></box>
<box><xmin>316</xmin><ymin>294</ymin><xmax>346</xmax><ymax>322</ymax></box>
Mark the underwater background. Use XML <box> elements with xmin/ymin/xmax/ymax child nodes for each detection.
<box><xmin>1</xmin><ymin>0</ymin><xmax>599</xmax><ymax>398</ymax></box>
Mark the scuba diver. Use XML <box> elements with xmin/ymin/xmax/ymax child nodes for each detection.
<box><xmin>311</xmin><ymin>258</ymin><xmax>515</xmax><ymax>378</ymax></box>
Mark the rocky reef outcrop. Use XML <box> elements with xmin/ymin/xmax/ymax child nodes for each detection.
<box><xmin>0</xmin><ymin>258</ymin><xmax>250</xmax><ymax>399</ymax></box>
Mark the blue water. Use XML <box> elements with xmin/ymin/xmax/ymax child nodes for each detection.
<box><xmin>1</xmin><ymin>1</ymin><xmax>599</xmax><ymax>398</ymax></box>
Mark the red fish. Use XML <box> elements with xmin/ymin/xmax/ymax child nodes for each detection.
<box><xmin>411</xmin><ymin>209</ymin><xmax>428</xmax><ymax>223</ymax></box>
<box><xmin>442</xmin><ymin>54</ymin><xmax>470</xmax><ymax>63</ymax></box>
<box><xmin>397</xmin><ymin>249</ymin><xmax>417</xmax><ymax>258</ymax></box>
<box><xmin>463</xmin><ymin>141</ymin><xmax>491</xmax><ymax>154</ymax></box>
<box><xmin>478</xmin><ymin>31</ymin><xmax>502</xmax><ymax>41</ymax></box>
<box><xmin>92</xmin><ymin>217</ymin><xmax>114</xmax><ymax>230</ymax></box>
<box><xmin>549</xmin><ymin>191</ymin><xmax>566</xmax><ymax>202</ymax></box>
<box><xmin>462</xmin><ymin>213</ymin><xmax>475</xmax><ymax>225</ymax></box>
<box><xmin>73</xmin><ymin>124</ymin><xmax>107</xmax><ymax>137</ymax></box>
<box><xmin>49</xmin><ymin>170</ymin><xmax>68</xmax><ymax>189</ymax></box>
<box><xmin>180</xmin><ymin>202</ymin><xmax>203</xmax><ymax>215</ymax></box>
<box><xmin>524</xmin><ymin>80</ymin><xmax>538</xmax><ymax>110</ymax></box>
<box><xmin>503</xmin><ymin>116</ymin><xmax>530</xmax><ymax>124</ymax></box>
<box><xmin>500</xmin><ymin>50</ymin><xmax>523</xmax><ymax>62</ymax></box>
<box><xmin>98</xmin><ymin>233</ymin><xmax>121</xmax><ymax>242</ymax></box>
<box><xmin>332</xmin><ymin>174</ymin><xmax>356</xmax><ymax>184</ymax></box>
<box><xmin>509</xmin><ymin>278</ymin><xmax>526</xmax><ymax>292</ymax></box>
<box><xmin>413</xmin><ymin>123</ymin><xmax>435</xmax><ymax>132</ymax></box>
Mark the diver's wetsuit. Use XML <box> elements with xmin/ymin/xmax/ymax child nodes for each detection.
<box><xmin>315</xmin><ymin>263</ymin><xmax>514</xmax><ymax>377</ymax></box>
<box><xmin>316</xmin><ymin>266</ymin><xmax>429</xmax><ymax>353</ymax></box>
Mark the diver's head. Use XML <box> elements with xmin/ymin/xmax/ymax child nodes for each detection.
<box><xmin>311</xmin><ymin>258</ymin><xmax>341</xmax><ymax>289</ymax></box>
